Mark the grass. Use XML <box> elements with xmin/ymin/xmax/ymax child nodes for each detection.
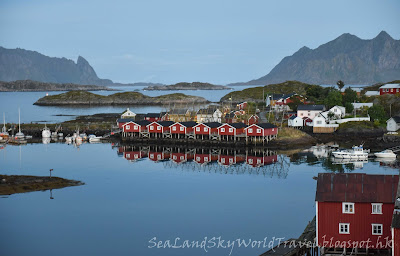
<box><xmin>338</xmin><ymin>121</ymin><xmax>376</xmax><ymax>130</ymax></box>
<box><xmin>277</xmin><ymin>127</ymin><xmax>310</xmax><ymax>140</ymax></box>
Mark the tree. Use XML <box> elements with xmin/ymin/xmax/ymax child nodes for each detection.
<box><xmin>287</xmin><ymin>96</ymin><xmax>302</xmax><ymax>112</ymax></box>
<box><xmin>345</xmin><ymin>102</ymin><xmax>354</xmax><ymax>114</ymax></box>
<box><xmin>342</xmin><ymin>88</ymin><xmax>358</xmax><ymax>105</ymax></box>
<box><xmin>327</xmin><ymin>111</ymin><xmax>335</xmax><ymax>120</ymax></box>
<box><xmin>324</xmin><ymin>90</ymin><xmax>343</xmax><ymax>108</ymax></box>
<box><xmin>337</xmin><ymin>80</ymin><xmax>345</xmax><ymax>90</ymax></box>
<box><xmin>368</xmin><ymin>105</ymin><xmax>387</xmax><ymax>123</ymax></box>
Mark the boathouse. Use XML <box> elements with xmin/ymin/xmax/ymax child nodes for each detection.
<box><xmin>315</xmin><ymin>173</ymin><xmax>399</xmax><ymax>255</ymax></box>
<box><xmin>193</xmin><ymin>122</ymin><xmax>221</xmax><ymax>139</ymax></box>
<box><xmin>122</xmin><ymin>120</ymin><xmax>151</xmax><ymax>137</ymax></box>
<box><xmin>146</xmin><ymin>121</ymin><xmax>175</xmax><ymax>138</ymax></box>
<box><xmin>170</xmin><ymin>121</ymin><xmax>197</xmax><ymax>139</ymax></box>
<box><xmin>217</xmin><ymin>122</ymin><xmax>247</xmax><ymax>141</ymax></box>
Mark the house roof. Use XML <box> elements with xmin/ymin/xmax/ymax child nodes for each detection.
<box><xmin>379</xmin><ymin>83</ymin><xmax>400</xmax><ymax>89</ymax></box>
<box><xmin>197</xmin><ymin>108</ymin><xmax>219</xmax><ymax>115</ymax></box>
<box><xmin>202</xmin><ymin>122</ymin><xmax>222</xmax><ymax>128</ymax></box>
<box><xmin>316</xmin><ymin>173</ymin><xmax>399</xmax><ymax>203</ymax></box>
<box><xmin>388</xmin><ymin>116</ymin><xmax>400</xmax><ymax>124</ymax></box>
<box><xmin>157</xmin><ymin>121</ymin><xmax>175</xmax><ymax>127</ymax></box>
<box><xmin>289</xmin><ymin>115</ymin><xmax>297</xmax><ymax>120</ymax></box>
<box><xmin>178</xmin><ymin>121</ymin><xmax>198</xmax><ymax>127</ymax></box>
<box><xmin>135</xmin><ymin>120</ymin><xmax>151</xmax><ymax>126</ymax></box>
<box><xmin>278</xmin><ymin>92</ymin><xmax>297</xmax><ymax>100</ymax></box>
<box><xmin>145</xmin><ymin>113</ymin><xmax>163</xmax><ymax>118</ymax></box>
<box><xmin>297</xmin><ymin>105</ymin><xmax>325</xmax><ymax>111</ymax></box>
<box><xmin>229</xmin><ymin>123</ymin><xmax>248</xmax><ymax>129</ymax></box>
<box><xmin>121</xmin><ymin>108</ymin><xmax>135</xmax><ymax>115</ymax></box>
<box><xmin>246</xmin><ymin>123</ymin><xmax>277</xmax><ymax>129</ymax></box>
<box><xmin>117</xmin><ymin>118</ymin><xmax>135</xmax><ymax>123</ymax></box>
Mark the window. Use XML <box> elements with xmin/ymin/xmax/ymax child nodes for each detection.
<box><xmin>196</xmin><ymin>156</ymin><xmax>200</xmax><ymax>161</ymax></box>
<box><xmin>134</xmin><ymin>154</ymin><xmax>138</xmax><ymax>158</ymax></box>
<box><xmin>300</xmin><ymin>113</ymin><xmax>303</xmax><ymax>116</ymax></box>
<box><xmin>221</xmin><ymin>158</ymin><xmax>225</xmax><ymax>163</ymax></box>
<box><xmin>150</xmin><ymin>126</ymin><xmax>154</xmax><ymax>130</ymax></box>
<box><xmin>334</xmin><ymin>109</ymin><xmax>337</xmax><ymax>112</ymax></box>
<box><xmin>229</xmin><ymin>128</ymin><xmax>233</xmax><ymax>132</ymax></box>
<box><xmin>317</xmin><ymin>121</ymin><xmax>322</xmax><ymax>124</ymax></box>
<box><xmin>229</xmin><ymin>158</ymin><xmax>233</xmax><ymax>163</ymax></box>
<box><xmin>257</xmin><ymin>159</ymin><xmax>261</xmax><ymax>164</ymax></box>
<box><xmin>180</xmin><ymin>156</ymin><xmax>184</xmax><ymax>160</ymax></box>
<box><xmin>126</xmin><ymin>125</ymin><xmax>130</xmax><ymax>129</ymax></box>
<box><xmin>196</xmin><ymin>127</ymin><xmax>200</xmax><ymax>131</ymax></box>
<box><xmin>204</xmin><ymin>157</ymin><xmax>208</xmax><ymax>161</ymax></box>
<box><xmin>204</xmin><ymin>127</ymin><xmax>208</xmax><ymax>132</ymax></box>
<box><xmin>126</xmin><ymin>153</ymin><xmax>130</xmax><ymax>158</ymax></box>
<box><xmin>157</xmin><ymin>155</ymin><xmax>161</xmax><ymax>160</ymax></box>
<box><xmin>173</xmin><ymin>155</ymin><xmax>177</xmax><ymax>160</ymax></box>
<box><xmin>249</xmin><ymin>159</ymin><xmax>253</xmax><ymax>164</ymax></box>
<box><xmin>172</xmin><ymin>126</ymin><xmax>176</xmax><ymax>131</ymax></box>
<box><xmin>180</xmin><ymin>127</ymin><xmax>184</xmax><ymax>131</ymax></box>
<box><xmin>248</xmin><ymin>128</ymin><xmax>253</xmax><ymax>133</ymax></box>
<box><xmin>372</xmin><ymin>203</ymin><xmax>382</xmax><ymax>214</ymax></box>
<box><xmin>257</xmin><ymin>129</ymin><xmax>261</xmax><ymax>133</ymax></box>
<box><xmin>157</xmin><ymin>126</ymin><xmax>161</xmax><ymax>130</ymax></box>
<box><xmin>150</xmin><ymin>154</ymin><xmax>154</xmax><ymax>158</ymax></box>
<box><xmin>339</xmin><ymin>223</ymin><xmax>350</xmax><ymax>234</ymax></box>
<box><xmin>134</xmin><ymin>125</ymin><xmax>138</xmax><ymax>130</ymax></box>
<box><xmin>342</xmin><ymin>203</ymin><xmax>354</xmax><ymax>214</ymax></box>
<box><xmin>221</xmin><ymin>128</ymin><xmax>225</xmax><ymax>132</ymax></box>
<box><xmin>372</xmin><ymin>224</ymin><xmax>383</xmax><ymax>235</ymax></box>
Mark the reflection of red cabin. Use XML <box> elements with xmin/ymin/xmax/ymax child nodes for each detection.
<box><xmin>170</xmin><ymin>121</ymin><xmax>197</xmax><ymax>134</ymax></box>
<box><xmin>217</xmin><ymin>123</ymin><xmax>247</xmax><ymax>136</ymax></box>
<box><xmin>193</xmin><ymin>122</ymin><xmax>221</xmax><ymax>135</ymax></box>
<box><xmin>147</xmin><ymin>121</ymin><xmax>174</xmax><ymax>134</ymax></box>
<box><xmin>122</xmin><ymin>120</ymin><xmax>151</xmax><ymax>132</ymax></box>
<box><xmin>218</xmin><ymin>155</ymin><xmax>245</xmax><ymax>166</ymax></box>
<box><xmin>246</xmin><ymin>114</ymin><xmax>259</xmax><ymax>125</ymax></box>
<box><xmin>246</xmin><ymin>155</ymin><xmax>277</xmax><ymax>167</ymax></box>
<box><xmin>124</xmin><ymin>151</ymin><xmax>146</xmax><ymax>161</ymax></box>
<box><xmin>316</xmin><ymin>173</ymin><xmax>399</xmax><ymax>252</ymax></box>
<box><xmin>244</xmin><ymin>123</ymin><xmax>278</xmax><ymax>136</ymax></box>
<box><xmin>148</xmin><ymin>151</ymin><xmax>170</xmax><ymax>162</ymax></box>
<box><xmin>194</xmin><ymin>153</ymin><xmax>212</xmax><ymax>164</ymax></box>
<box><xmin>237</xmin><ymin>102</ymin><xmax>248</xmax><ymax>110</ymax></box>
<box><xmin>170</xmin><ymin>152</ymin><xmax>194</xmax><ymax>163</ymax></box>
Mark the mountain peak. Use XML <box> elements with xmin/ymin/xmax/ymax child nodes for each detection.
<box><xmin>375</xmin><ymin>30</ymin><xmax>393</xmax><ymax>41</ymax></box>
<box><xmin>77</xmin><ymin>56</ymin><xmax>89</xmax><ymax>65</ymax></box>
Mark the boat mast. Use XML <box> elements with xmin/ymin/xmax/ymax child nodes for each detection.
<box><xmin>18</xmin><ymin>108</ymin><xmax>21</xmax><ymax>133</ymax></box>
<box><xmin>2</xmin><ymin>113</ymin><xmax>5</xmax><ymax>133</ymax></box>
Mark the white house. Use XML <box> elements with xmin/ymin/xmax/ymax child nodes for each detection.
<box><xmin>387</xmin><ymin>116</ymin><xmax>400</xmax><ymax>132</ymax></box>
<box><xmin>197</xmin><ymin>108</ymin><xmax>223</xmax><ymax>123</ymax></box>
<box><xmin>365</xmin><ymin>91</ymin><xmax>379</xmax><ymax>97</ymax></box>
<box><xmin>329</xmin><ymin>106</ymin><xmax>346</xmax><ymax>118</ymax></box>
<box><xmin>297</xmin><ymin>105</ymin><xmax>325</xmax><ymax>120</ymax></box>
<box><xmin>352</xmin><ymin>103</ymin><xmax>373</xmax><ymax>110</ymax></box>
<box><xmin>288</xmin><ymin>115</ymin><xmax>303</xmax><ymax>127</ymax></box>
<box><xmin>121</xmin><ymin>108</ymin><xmax>136</xmax><ymax>119</ymax></box>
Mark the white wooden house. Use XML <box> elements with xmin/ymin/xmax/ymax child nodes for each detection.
<box><xmin>329</xmin><ymin>106</ymin><xmax>345</xmax><ymax>118</ymax></box>
<box><xmin>121</xmin><ymin>108</ymin><xmax>136</xmax><ymax>119</ymax></box>
<box><xmin>288</xmin><ymin>115</ymin><xmax>303</xmax><ymax>127</ymax></box>
<box><xmin>297</xmin><ymin>105</ymin><xmax>325</xmax><ymax>120</ymax></box>
<box><xmin>387</xmin><ymin>116</ymin><xmax>400</xmax><ymax>132</ymax></box>
<box><xmin>197</xmin><ymin>108</ymin><xmax>222</xmax><ymax>123</ymax></box>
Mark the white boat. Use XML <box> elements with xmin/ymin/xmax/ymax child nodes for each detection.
<box><xmin>331</xmin><ymin>157</ymin><xmax>368</xmax><ymax>169</ymax></box>
<box><xmin>42</xmin><ymin>137</ymin><xmax>51</xmax><ymax>144</ymax></box>
<box><xmin>332</xmin><ymin>145</ymin><xmax>369</xmax><ymax>159</ymax></box>
<box><xmin>374</xmin><ymin>150</ymin><xmax>396</xmax><ymax>158</ymax></box>
<box><xmin>88</xmin><ymin>134</ymin><xmax>102</xmax><ymax>142</ymax></box>
<box><xmin>15</xmin><ymin>108</ymin><xmax>24</xmax><ymax>139</ymax></box>
<box><xmin>1</xmin><ymin>113</ymin><xmax>9</xmax><ymax>137</ymax></box>
<box><xmin>42</xmin><ymin>124</ymin><xmax>51</xmax><ymax>138</ymax></box>
<box><xmin>65</xmin><ymin>136</ymin><xmax>73</xmax><ymax>143</ymax></box>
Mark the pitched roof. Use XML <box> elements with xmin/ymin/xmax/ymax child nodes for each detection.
<box><xmin>389</xmin><ymin>116</ymin><xmax>400</xmax><ymax>124</ymax></box>
<box><xmin>117</xmin><ymin>118</ymin><xmax>135</xmax><ymax>123</ymax></box>
<box><xmin>379</xmin><ymin>83</ymin><xmax>400</xmax><ymax>89</ymax></box>
<box><xmin>297</xmin><ymin>105</ymin><xmax>325</xmax><ymax>111</ymax></box>
<box><xmin>316</xmin><ymin>173</ymin><xmax>399</xmax><ymax>203</ymax></box>
<box><xmin>230</xmin><ymin>123</ymin><xmax>248</xmax><ymax>129</ymax></box>
<box><xmin>246</xmin><ymin>123</ymin><xmax>277</xmax><ymax>129</ymax></box>
<box><xmin>135</xmin><ymin>120</ymin><xmax>151</xmax><ymax>126</ymax></box>
<box><xmin>145</xmin><ymin>113</ymin><xmax>162</xmax><ymax>118</ymax></box>
<box><xmin>289</xmin><ymin>115</ymin><xmax>297</xmax><ymax>120</ymax></box>
<box><xmin>202</xmin><ymin>122</ymin><xmax>222</xmax><ymax>128</ymax></box>
<box><xmin>179</xmin><ymin>121</ymin><xmax>198</xmax><ymax>127</ymax></box>
<box><xmin>157</xmin><ymin>121</ymin><xmax>175</xmax><ymax>127</ymax></box>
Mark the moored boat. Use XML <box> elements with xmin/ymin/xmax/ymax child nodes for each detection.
<box><xmin>42</xmin><ymin>124</ymin><xmax>51</xmax><ymax>138</ymax></box>
<box><xmin>88</xmin><ymin>134</ymin><xmax>102</xmax><ymax>142</ymax></box>
<box><xmin>374</xmin><ymin>149</ymin><xmax>396</xmax><ymax>158</ymax></box>
<box><xmin>332</xmin><ymin>145</ymin><xmax>369</xmax><ymax>159</ymax></box>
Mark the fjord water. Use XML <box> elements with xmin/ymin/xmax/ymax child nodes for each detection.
<box><xmin>0</xmin><ymin>143</ymin><xmax>398</xmax><ymax>256</ymax></box>
<box><xmin>0</xmin><ymin>85</ymin><xmax>253</xmax><ymax>123</ymax></box>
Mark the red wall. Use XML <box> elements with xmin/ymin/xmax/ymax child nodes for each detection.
<box><xmin>147</xmin><ymin>123</ymin><xmax>168</xmax><ymax>133</ymax></box>
<box><xmin>170</xmin><ymin>123</ymin><xmax>186</xmax><ymax>134</ymax></box>
<box><xmin>317</xmin><ymin>202</ymin><xmax>394</xmax><ymax>249</ymax></box>
<box><xmin>218</xmin><ymin>124</ymin><xmax>236</xmax><ymax>136</ymax></box>
<box><xmin>394</xmin><ymin>228</ymin><xmax>400</xmax><ymax>256</ymax></box>
<box><xmin>245</xmin><ymin>125</ymin><xmax>277</xmax><ymax>136</ymax></box>
<box><xmin>194</xmin><ymin>124</ymin><xmax>211</xmax><ymax>135</ymax></box>
<box><xmin>380</xmin><ymin>88</ymin><xmax>400</xmax><ymax>95</ymax></box>
<box><xmin>123</xmin><ymin>122</ymin><xmax>142</xmax><ymax>132</ymax></box>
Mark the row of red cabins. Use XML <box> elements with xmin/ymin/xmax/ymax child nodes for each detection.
<box><xmin>117</xmin><ymin>119</ymin><xmax>278</xmax><ymax>140</ymax></box>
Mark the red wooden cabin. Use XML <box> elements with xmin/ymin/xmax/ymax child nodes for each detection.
<box><xmin>246</xmin><ymin>155</ymin><xmax>277</xmax><ymax>167</ymax></box>
<box><xmin>193</xmin><ymin>122</ymin><xmax>221</xmax><ymax>135</ymax></box>
<box><xmin>246</xmin><ymin>114</ymin><xmax>259</xmax><ymax>125</ymax></box>
<box><xmin>218</xmin><ymin>154</ymin><xmax>245</xmax><ymax>166</ymax></box>
<box><xmin>244</xmin><ymin>123</ymin><xmax>278</xmax><ymax>137</ymax></box>
<box><xmin>147</xmin><ymin>121</ymin><xmax>174</xmax><ymax>133</ymax></box>
<box><xmin>124</xmin><ymin>151</ymin><xmax>147</xmax><ymax>161</ymax></box>
<box><xmin>217</xmin><ymin>123</ymin><xmax>247</xmax><ymax>136</ymax></box>
<box><xmin>316</xmin><ymin>173</ymin><xmax>399</xmax><ymax>254</ymax></box>
<box><xmin>122</xmin><ymin>120</ymin><xmax>151</xmax><ymax>133</ymax></box>
<box><xmin>148</xmin><ymin>151</ymin><xmax>170</xmax><ymax>162</ymax></box>
<box><xmin>379</xmin><ymin>84</ymin><xmax>400</xmax><ymax>95</ymax></box>
<box><xmin>170</xmin><ymin>121</ymin><xmax>197</xmax><ymax>135</ymax></box>
<box><xmin>170</xmin><ymin>152</ymin><xmax>194</xmax><ymax>164</ymax></box>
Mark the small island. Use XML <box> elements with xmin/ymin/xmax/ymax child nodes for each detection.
<box><xmin>0</xmin><ymin>174</ymin><xmax>84</xmax><ymax>195</ymax></box>
<box><xmin>144</xmin><ymin>82</ymin><xmax>231</xmax><ymax>91</ymax></box>
<box><xmin>34</xmin><ymin>91</ymin><xmax>210</xmax><ymax>106</ymax></box>
<box><xmin>0</xmin><ymin>80</ymin><xmax>115</xmax><ymax>92</ymax></box>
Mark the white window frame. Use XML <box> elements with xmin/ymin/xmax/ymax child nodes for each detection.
<box><xmin>204</xmin><ymin>127</ymin><xmax>208</xmax><ymax>132</ymax></box>
<box><xmin>180</xmin><ymin>127</ymin><xmax>184</xmax><ymax>131</ymax></box>
<box><xmin>372</xmin><ymin>224</ymin><xmax>383</xmax><ymax>235</ymax></box>
<box><xmin>172</xmin><ymin>126</ymin><xmax>176</xmax><ymax>131</ymax></box>
<box><xmin>229</xmin><ymin>128</ymin><xmax>233</xmax><ymax>132</ymax></box>
<box><xmin>134</xmin><ymin>125</ymin><xmax>138</xmax><ymax>130</ymax></box>
<box><xmin>221</xmin><ymin>128</ymin><xmax>225</xmax><ymax>132</ymax></box>
<box><xmin>248</xmin><ymin>128</ymin><xmax>253</xmax><ymax>133</ymax></box>
<box><xmin>204</xmin><ymin>156</ymin><xmax>208</xmax><ymax>161</ymax></box>
<box><xmin>248</xmin><ymin>159</ymin><xmax>253</xmax><ymax>164</ymax></box>
<box><xmin>196</xmin><ymin>127</ymin><xmax>200</xmax><ymax>131</ymax></box>
<box><xmin>134</xmin><ymin>154</ymin><xmax>138</xmax><ymax>159</ymax></box>
<box><xmin>157</xmin><ymin>126</ymin><xmax>161</xmax><ymax>130</ymax></box>
<box><xmin>371</xmin><ymin>203</ymin><xmax>382</xmax><ymax>214</ymax></box>
<box><xmin>342</xmin><ymin>202</ymin><xmax>354</xmax><ymax>214</ymax></box>
<box><xmin>126</xmin><ymin>153</ymin><xmax>130</xmax><ymax>158</ymax></box>
<box><xmin>150</xmin><ymin>126</ymin><xmax>154</xmax><ymax>130</ymax></box>
<box><xmin>339</xmin><ymin>223</ymin><xmax>350</xmax><ymax>234</ymax></box>
<box><xmin>126</xmin><ymin>125</ymin><xmax>130</xmax><ymax>129</ymax></box>
<box><xmin>257</xmin><ymin>128</ymin><xmax>261</xmax><ymax>133</ymax></box>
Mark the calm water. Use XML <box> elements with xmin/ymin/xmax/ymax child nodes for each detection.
<box><xmin>0</xmin><ymin>85</ymin><xmax>254</xmax><ymax>123</ymax></box>
<box><xmin>0</xmin><ymin>143</ymin><xmax>398</xmax><ymax>256</ymax></box>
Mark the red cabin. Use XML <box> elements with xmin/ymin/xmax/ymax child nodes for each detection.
<box><xmin>246</xmin><ymin>114</ymin><xmax>259</xmax><ymax>125</ymax></box>
<box><xmin>146</xmin><ymin>121</ymin><xmax>174</xmax><ymax>134</ymax></box>
<box><xmin>244</xmin><ymin>123</ymin><xmax>278</xmax><ymax>137</ymax></box>
<box><xmin>246</xmin><ymin>155</ymin><xmax>277</xmax><ymax>167</ymax></box>
<box><xmin>218</xmin><ymin>155</ymin><xmax>245</xmax><ymax>166</ymax></box>
<box><xmin>193</xmin><ymin>122</ymin><xmax>221</xmax><ymax>135</ymax></box>
<box><xmin>124</xmin><ymin>151</ymin><xmax>147</xmax><ymax>161</ymax></box>
<box><xmin>170</xmin><ymin>121</ymin><xmax>197</xmax><ymax>135</ymax></box>
<box><xmin>194</xmin><ymin>153</ymin><xmax>212</xmax><ymax>165</ymax></box>
<box><xmin>170</xmin><ymin>152</ymin><xmax>194</xmax><ymax>164</ymax></box>
<box><xmin>316</xmin><ymin>173</ymin><xmax>399</xmax><ymax>254</ymax></box>
<box><xmin>217</xmin><ymin>123</ymin><xmax>247</xmax><ymax>136</ymax></box>
<box><xmin>237</xmin><ymin>102</ymin><xmax>248</xmax><ymax>110</ymax></box>
<box><xmin>122</xmin><ymin>120</ymin><xmax>151</xmax><ymax>133</ymax></box>
<box><xmin>117</xmin><ymin>118</ymin><xmax>135</xmax><ymax>128</ymax></box>
<box><xmin>379</xmin><ymin>84</ymin><xmax>400</xmax><ymax>95</ymax></box>
<box><xmin>148</xmin><ymin>151</ymin><xmax>170</xmax><ymax>162</ymax></box>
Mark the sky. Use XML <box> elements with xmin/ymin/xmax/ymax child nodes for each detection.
<box><xmin>0</xmin><ymin>0</ymin><xmax>399</xmax><ymax>85</ymax></box>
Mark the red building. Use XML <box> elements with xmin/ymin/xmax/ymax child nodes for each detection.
<box><xmin>224</xmin><ymin>111</ymin><xmax>239</xmax><ymax>123</ymax></box>
<box><xmin>246</xmin><ymin>114</ymin><xmax>259</xmax><ymax>125</ymax></box>
<box><xmin>143</xmin><ymin>112</ymin><xmax>168</xmax><ymax>122</ymax></box>
<box><xmin>146</xmin><ymin>121</ymin><xmax>174</xmax><ymax>137</ymax></box>
<box><xmin>302</xmin><ymin>117</ymin><xmax>313</xmax><ymax>126</ymax></box>
<box><xmin>244</xmin><ymin>123</ymin><xmax>278</xmax><ymax>137</ymax></box>
<box><xmin>316</xmin><ymin>173</ymin><xmax>399</xmax><ymax>254</ymax></box>
<box><xmin>218</xmin><ymin>154</ymin><xmax>245</xmax><ymax>166</ymax></box>
<box><xmin>217</xmin><ymin>123</ymin><xmax>247</xmax><ymax>136</ymax></box>
<box><xmin>122</xmin><ymin>120</ymin><xmax>151</xmax><ymax>133</ymax></box>
<box><xmin>124</xmin><ymin>150</ymin><xmax>147</xmax><ymax>161</ymax></box>
<box><xmin>148</xmin><ymin>151</ymin><xmax>170</xmax><ymax>162</ymax></box>
<box><xmin>379</xmin><ymin>84</ymin><xmax>400</xmax><ymax>95</ymax></box>
<box><xmin>246</xmin><ymin>155</ymin><xmax>277</xmax><ymax>167</ymax></box>
<box><xmin>193</xmin><ymin>122</ymin><xmax>221</xmax><ymax>136</ymax></box>
<box><xmin>237</xmin><ymin>102</ymin><xmax>248</xmax><ymax>110</ymax></box>
<box><xmin>170</xmin><ymin>121</ymin><xmax>197</xmax><ymax>138</ymax></box>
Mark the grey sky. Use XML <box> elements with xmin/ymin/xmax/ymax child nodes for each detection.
<box><xmin>0</xmin><ymin>0</ymin><xmax>399</xmax><ymax>84</ymax></box>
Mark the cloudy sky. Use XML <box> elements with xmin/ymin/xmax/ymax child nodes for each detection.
<box><xmin>1</xmin><ymin>0</ymin><xmax>399</xmax><ymax>84</ymax></box>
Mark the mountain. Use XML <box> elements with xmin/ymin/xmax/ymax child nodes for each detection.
<box><xmin>0</xmin><ymin>47</ymin><xmax>113</xmax><ymax>85</ymax></box>
<box><xmin>238</xmin><ymin>31</ymin><xmax>400</xmax><ymax>85</ymax></box>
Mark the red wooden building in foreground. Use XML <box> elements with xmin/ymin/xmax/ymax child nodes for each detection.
<box><xmin>316</xmin><ymin>173</ymin><xmax>399</xmax><ymax>255</ymax></box>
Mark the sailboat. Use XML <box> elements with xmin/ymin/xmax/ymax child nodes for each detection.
<box><xmin>15</xmin><ymin>108</ymin><xmax>25</xmax><ymax>139</ymax></box>
<box><xmin>42</xmin><ymin>124</ymin><xmax>51</xmax><ymax>138</ymax></box>
<box><xmin>0</xmin><ymin>113</ymin><xmax>9</xmax><ymax>141</ymax></box>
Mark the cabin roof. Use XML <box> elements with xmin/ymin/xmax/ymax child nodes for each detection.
<box><xmin>144</xmin><ymin>113</ymin><xmax>163</xmax><ymax>118</ymax></box>
<box><xmin>297</xmin><ymin>105</ymin><xmax>325</xmax><ymax>111</ymax></box>
<box><xmin>230</xmin><ymin>122</ymin><xmax>248</xmax><ymax>129</ymax></box>
<box><xmin>117</xmin><ymin>118</ymin><xmax>135</xmax><ymax>123</ymax></box>
<box><xmin>316</xmin><ymin>173</ymin><xmax>399</xmax><ymax>203</ymax></box>
<box><xmin>157</xmin><ymin>121</ymin><xmax>175</xmax><ymax>127</ymax></box>
<box><xmin>389</xmin><ymin>116</ymin><xmax>400</xmax><ymax>124</ymax></box>
<box><xmin>379</xmin><ymin>83</ymin><xmax>400</xmax><ymax>89</ymax></box>
<box><xmin>246</xmin><ymin>123</ymin><xmax>277</xmax><ymax>129</ymax></box>
<box><xmin>202</xmin><ymin>122</ymin><xmax>222</xmax><ymax>128</ymax></box>
<box><xmin>135</xmin><ymin>120</ymin><xmax>152</xmax><ymax>126</ymax></box>
<box><xmin>178</xmin><ymin>121</ymin><xmax>198</xmax><ymax>127</ymax></box>
<box><xmin>289</xmin><ymin>115</ymin><xmax>297</xmax><ymax>120</ymax></box>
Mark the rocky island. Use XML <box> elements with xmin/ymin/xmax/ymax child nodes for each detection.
<box><xmin>0</xmin><ymin>174</ymin><xmax>84</xmax><ymax>195</ymax></box>
<box><xmin>144</xmin><ymin>82</ymin><xmax>230</xmax><ymax>90</ymax></box>
<box><xmin>0</xmin><ymin>80</ymin><xmax>115</xmax><ymax>92</ymax></box>
<box><xmin>34</xmin><ymin>91</ymin><xmax>209</xmax><ymax>106</ymax></box>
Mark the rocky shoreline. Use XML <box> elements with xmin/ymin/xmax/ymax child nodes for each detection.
<box><xmin>0</xmin><ymin>175</ymin><xmax>84</xmax><ymax>195</ymax></box>
<box><xmin>0</xmin><ymin>80</ymin><xmax>115</xmax><ymax>92</ymax></box>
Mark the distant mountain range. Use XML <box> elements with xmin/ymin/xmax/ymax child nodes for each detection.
<box><xmin>233</xmin><ymin>31</ymin><xmax>400</xmax><ymax>85</ymax></box>
<box><xmin>0</xmin><ymin>47</ymin><xmax>113</xmax><ymax>85</ymax></box>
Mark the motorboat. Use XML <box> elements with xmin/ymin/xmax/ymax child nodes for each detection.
<box><xmin>374</xmin><ymin>150</ymin><xmax>396</xmax><ymax>158</ymax></box>
<box><xmin>332</xmin><ymin>145</ymin><xmax>369</xmax><ymax>159</ymax></box>
<box><xmin>331</xmin><ymin>157</ymin><xmax>368</xmax><ymax>169</ymax></box>
<box><xmin>88</xmin><ymin>134</ymin><xmax>102</xmax><ymax>142</ymax></box>
<box><xmin>42</xmin><ymin>124</ymin><xmax>51</xmax><ymax>138</ymax></box>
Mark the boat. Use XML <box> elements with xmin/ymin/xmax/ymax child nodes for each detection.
<box><xmin>15</xmin><ymin>108</ymin><xmax>24</xmax><ymax>139</ymax></box>
<box><xmin>331</xmin><ymin>157</ymin><xmax>368</xmax><ymax>169</ymax></box>
<box><xmin>1</xmin><ymin>113</ymin><xmax>9</xmax><ymax>138</ymax></box>
<box><xmin>42</xmin><ymin>124</ymin><xmax>51</xmax><ymax>138</ymax></box>
<box><xmin>331</xmin><ymin>145</ymin><xmax>369</xmax><ymax>159</ymax></box>
<box><xmin>374</xmin><ymin>149</ymin><xmax>396</xmax><ymax>158</ymax></box>
<box><xmin>88</xmin><ymin>134</ymin><xmax>102</xmax><ymax>142</ymax></box>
